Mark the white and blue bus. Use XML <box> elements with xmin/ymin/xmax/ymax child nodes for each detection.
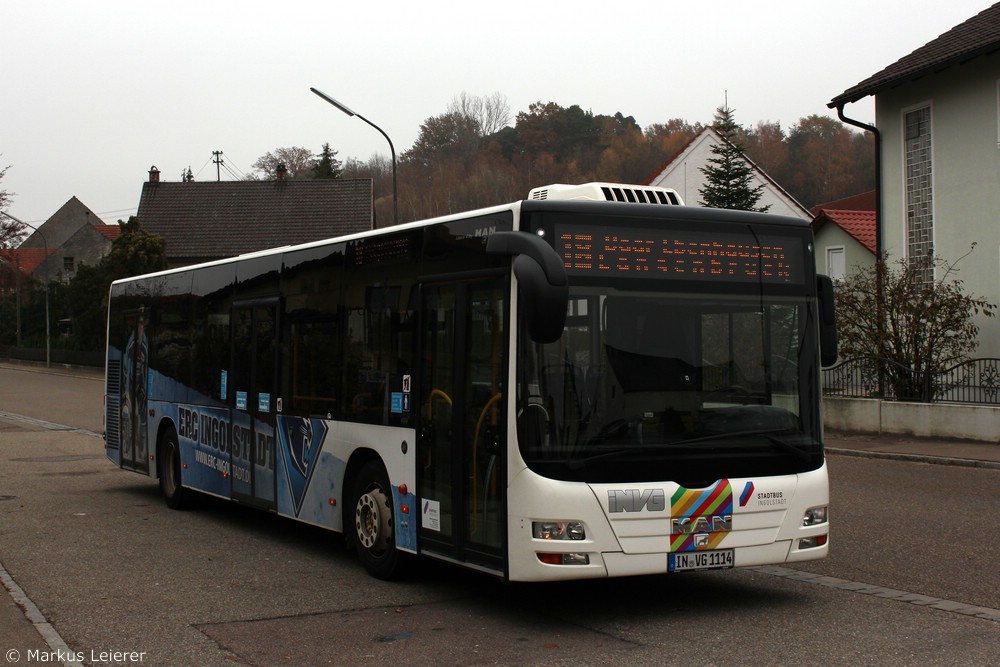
<box><xmin>104</xmin><ymin>182</ymin><xmax>836</xmax><ymax>582</ymax></box>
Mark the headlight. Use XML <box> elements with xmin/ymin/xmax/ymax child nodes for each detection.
<box><xmin>802</xmin><ymin>506</ymin><xmax>828</xmax><ymax>526</ymax></box>
<box><xmin>532</xmin><ymin>521</ymin><xmax>585</xmax><ymax>540</ymax></box>
<box><xmin>798</xmin><ymin>535</ymin><xmax>828</xmax><ymax>549</ymax></box>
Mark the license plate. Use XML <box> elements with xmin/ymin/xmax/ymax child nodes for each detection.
<box><xmin>668</xmin><ymin>549</ymin><xmax>734</xmax><ymax>572</ymax></box>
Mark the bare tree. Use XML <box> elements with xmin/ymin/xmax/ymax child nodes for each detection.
<box><xmin>835</xmin><ymin>246</ymin><xmax>995</xmax><ymax>399</ymax></box>
<box><xmin>0</xmin><ymin>160</ymin><xmax>26</xmax><ymax>249</ymax></box>
<box><xmin>447</xmin><ymin>92</ymin><xmax>511</xmax><ymax>137</ymax></box>
<box><xmin>251</xmin><ymin>146</ymin><xmax>315</xmax><ymax>179</ymax></box>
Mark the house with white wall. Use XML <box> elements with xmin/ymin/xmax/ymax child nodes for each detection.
<box><xmin>645</xmin><ymin>127</ymin><xmax>812</xmax><ymax>220</ymax></box>
<box><xmin>811</xmin><ymin>191</ymin><xmax>877</xmax><ymax>280</ymax></box>
<box><xmin>829</xmin><ymin>3</ymin><xmax>1000</xmax><ymax>357</ymax></box>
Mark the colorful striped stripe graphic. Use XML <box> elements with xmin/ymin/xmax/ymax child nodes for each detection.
<box><xmin>669</xmin><ymin>480</ymin><xmax>733</xmax><ymax>552</ymax></box>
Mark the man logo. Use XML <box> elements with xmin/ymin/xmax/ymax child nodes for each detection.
<box><xmin>670</xmin><ymin>515</ymin><xmax>733</xmax><ymax>534</ymax></box>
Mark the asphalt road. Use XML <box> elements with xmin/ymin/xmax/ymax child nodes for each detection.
<box><xmin>1</xmin><ymin>364</ymin><xmax>998</xmax><ymax>666</ymax></box>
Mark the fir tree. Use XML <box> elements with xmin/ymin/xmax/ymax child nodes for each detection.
<box><xmin>698</xmin><ymin>105</ymin><xmax>770</xmax><ymax>212</ymax></box>
<box><xmin>312</xmin><ymin>143</ymin><xmax>342</xmax><ymax>179</ymax></box>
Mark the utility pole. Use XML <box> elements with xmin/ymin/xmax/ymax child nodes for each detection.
<box><xmin>212</xmin><ymin>151</ymin><xmax>224</xmax><ymax>181</ymax></box>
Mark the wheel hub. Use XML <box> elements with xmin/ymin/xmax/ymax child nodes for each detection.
<box><xmin>356</xmin><ymin>489</ymin><xmax>390</xmax><ymax>551</ymax></box>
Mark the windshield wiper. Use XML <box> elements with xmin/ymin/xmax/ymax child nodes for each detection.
<box><xmin>670</xmin><ymin>429</ymin><xmax>815</xmax><ymax>461</ymax></box>
<box><xmin>566</xmin><ymin>445</ymin><xmax>663</xmax><ymax>470</ymax></box>
<box><xmin>564</xmin><ymin>428</ymin><xmax>816</xmax><ymax>470</ymax></box>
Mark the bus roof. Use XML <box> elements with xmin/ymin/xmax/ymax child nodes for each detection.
<box><xmin>109</xmin><ymin>182</ymin><xmax>806</xmax><ymax>286</ymax></box>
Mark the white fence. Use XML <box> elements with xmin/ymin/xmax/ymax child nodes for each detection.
<box><xmin>824</xmin><ymin>397</ymin><xmax>1000</xmax><ymax>442</ymax></box>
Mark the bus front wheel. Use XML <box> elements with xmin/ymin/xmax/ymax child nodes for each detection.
<box><xmin>159</xmin><ymin>428</ymin><xmax>189</xmax><ymax>510</ymax></box>
<box><xmin>352</xmin><ymin>460</ymin><xmax>402</xmax><ymax>579</ymax></box>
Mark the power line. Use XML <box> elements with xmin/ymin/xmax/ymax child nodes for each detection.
<box><xmin>220</xmin><ymin>163</ymin><xmax>243</xmax><ymax>181</ymax></box>
<box><xmin>220</xmin><ymin>152</ymin><xmax>249</xmax><ymax>180</ymax></box>
<box><xmin>191</xmin><ymin>155</ymin><xmax>214</xmax><ymax>180</ymax></box>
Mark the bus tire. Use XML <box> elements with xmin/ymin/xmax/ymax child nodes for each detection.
<box><xmin>352</xmin><ymin>459</ymin><xmax>403</xmax><ymax>579</ymax></box>
<box><xmin>159</xmin><ymin>427</ymin><xmax>189</xmax><ymax>510</ymax></box>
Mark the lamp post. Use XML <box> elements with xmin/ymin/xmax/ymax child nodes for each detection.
<box><xmin>310</xmin><ymin>87</ymin><xmax>398</xmax><ymax>227</ymax></box>
<box><xmin>1</xmin><ymin>211</ymin><xmax>50</xmax><ymax>367</ymax></box>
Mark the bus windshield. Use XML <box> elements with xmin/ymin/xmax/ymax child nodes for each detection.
<box><xmin>516</xmin><ymin>222</ymin><xmax>823</xmax><ymax>486</ymax></box>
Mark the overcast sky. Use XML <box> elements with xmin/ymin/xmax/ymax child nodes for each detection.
<box><xmin>1</xmin><ymin>0</ymin><xmax>994</xmax><ymax>226</ymax></box>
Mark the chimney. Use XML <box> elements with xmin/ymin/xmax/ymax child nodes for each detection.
<box><xmin>148</xmin><ymin>166</ymin><xmax>160</xmax><ymax>183</ymax></box>
<box><xmin>275</xmin><ymin>163</ymin><xmax>288</xmax><ymax>181</ymax></box>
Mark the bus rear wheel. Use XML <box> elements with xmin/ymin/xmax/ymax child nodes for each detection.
<box><xmin>159</xmin><ymin>428</ymin><xmax>189</xmax><ymax>510</ymax></box>
<box><xmin>352</xmin><ymin>460</ymin><xmax>402</xmax><ymax>579</ymax></box>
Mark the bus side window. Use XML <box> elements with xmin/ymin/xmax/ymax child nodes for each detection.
<box><xmin>280</xmin><ymin>243</ymin><xmax>347</xmax><ymax>418</ymax></box>
<box><xmin>341</xmin><ymin>283</ymin><xmax>416</xmax><ymax>427</ymax></box>
<box><xmin>286</xmin><ymin>316</ymin><xmax>341</xmax><ymax>418</ymax></box>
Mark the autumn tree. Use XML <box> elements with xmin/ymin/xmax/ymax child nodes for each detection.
<box><xmin>402</xmin><ymin>112</ymin><xmax>482</xmax><ymax>171</ymax></box>
<box><xmin>342</xmin><ymin>154</ymin><xmax>397</xmax><ymax>226</ymax></box>
<box><xmin>698</xmin><ymin>105</ymin><xmax>769</xmax><ymax>212</ymax></box>
<box><xmin>589</xmin><ymin>112</ymin><xmax>646</xmax><ymax>183</ymax></box>
<box><xmin>834</xmin><ymin>248</ymin><xmax>995</xmax><ymax>399</ymax></box>
<box><xmin>514</xmin><ymin>102</ymin><xmax>603</xmax><ymax>173</ymax></box>
<box><xmin>497</xmin><ymin>102</ymin><xmax>659</xmax><ymax>184</ymax></box>
<box><xmin>743</xmin><ymin>121</ymin><xmax>789</xmax><ymax>181</ymax></box>
<box><xmin>302</xmin><ymin>95</ymin><xmax>873</xmax><ymax>224</ymax></box>
<box><xmin>401</xmin><ymin>95</ymin><xmax>520</xmax><ymax>219</ymax></box>
<box><xmin>635</xmin><ymin>120</ymin><xmax>703</xmax><ymax>187</ymax></box>
<box><xmin>783</xmin><ymin>115</ymin><xmax>874</xmax><ymax>207</ymax></box>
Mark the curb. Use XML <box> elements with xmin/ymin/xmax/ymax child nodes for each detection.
<box><xmin>827</xmin><ymin>446</ymin><xmax>1000</xmax><ymax>470</ymax></box>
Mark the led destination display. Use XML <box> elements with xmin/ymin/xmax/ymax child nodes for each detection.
<box><xmin>554</xmin><ymin>224</ymin><xmax>805</xmax><ymax>284</ymax></box>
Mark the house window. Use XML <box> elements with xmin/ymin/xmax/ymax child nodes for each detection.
<box><xmin>63</xmin><ymin>256</ymin><xmax>75</xmax><ymax>274</ymax></box>
<box><xmin>826</xmin><ymin>246</ymin><xmax>846</xmax><ymax>282</ymax></box>
<box><xmin>905</xmin><ymin>105</ymin><xmax>933</xmax><ymax>283</ymax></box>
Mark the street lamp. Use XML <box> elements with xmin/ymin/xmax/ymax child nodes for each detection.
<box><xmin>310</xmin><ymin>87</ymin><xmax>398</xmax><ymax>227</ymax></box>
<box><xmin>1</xmin><ymin>211</ymin><xmax>50</xmax><ymax>367</ymax></box>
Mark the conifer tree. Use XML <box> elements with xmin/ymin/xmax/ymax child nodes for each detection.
<box><xmin>312</xmin><ymin>143</ymin><xmax>342</xmax><ymax>179</ymax></box>
<box><xmin>699</xmin><ymin>105</ymin><xmax>769</xmax><ymax>212</ymax></box>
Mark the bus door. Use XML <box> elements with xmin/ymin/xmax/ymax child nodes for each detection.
<box><xmin>118</xmin><ymin>308</ymin><xmax>150</xmax><ymax>474</ymax></box>
<box><xmin>418</xmin><ymin>276</ymin><xmax>507</xmax><ymax>572</ymax></box>
<box><xmin>230</xmin><ymin>299</ymin><xmax>279</xmax><ymax>510</ymax></box>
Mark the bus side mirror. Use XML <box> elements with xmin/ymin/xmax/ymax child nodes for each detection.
<box><xmin>487</xmin><ymin>232</ymin><xmax>568</xmax><ymax>343</ymax></box>
<box><xmin>817</xmin><ymin>274</ymin><xmax>838</xmax><ymax>367</ymax></box>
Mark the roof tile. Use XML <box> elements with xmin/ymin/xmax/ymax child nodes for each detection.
<box><xmin>136</xmin><ymin>179</ymin><xmax>373</xmax><ymax>263</ymax></box>
<box><xmin>831</xmin><ymin>3</ymin><xmax>1000</xmax><ymax>106</ymax></box>
<box><xmin>94</xmin><ymin>225</ymin><xmax>121</xmax><ymax>241</ymax></box>
<box><xmin>813</xmin><ymin>209</ymin><xmax>877</xmax><ymax>254</ymax></box>
<box><xmin>0</xmin><ymin>247</ymin><xmax>56</xmax><ymax>275</ymax></box>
